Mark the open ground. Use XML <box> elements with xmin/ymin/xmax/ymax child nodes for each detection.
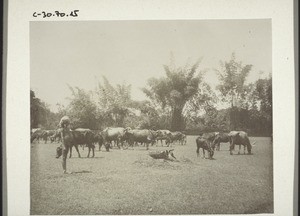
<box><xmin>30</xmin><ymin>136</ymin><xmax>273</xmax><ymax>215</ymax></box>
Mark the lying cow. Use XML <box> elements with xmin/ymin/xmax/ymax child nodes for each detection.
<box><xmin>149</xmin><ymin>149</ymin><xmax>177</xmax><ymax>161</ymax></box>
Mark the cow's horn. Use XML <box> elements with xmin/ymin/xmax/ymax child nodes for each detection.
<box><xmin>251</xmin><ymin>141</ymin><xmax>257</xmax><ymax>146</ymax></box>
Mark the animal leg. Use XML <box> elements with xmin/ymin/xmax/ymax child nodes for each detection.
<box><xmin>74</xmin><ymin>144</ymin><xmax>81</xmax><ymax>158</ymax></box>
<box><xmin>202</xmin><ymin>148</ymin><xmax>205</xmax><ymax>159</ymax></box>
<box><xmin>238</xmin><ymin>145</ymin><xmax>241</xmax><ymax>155</ymax></box>
<box><xmin>87</xmin><ymin>146</ymin><xmax>90</xmax><ymax>158</ymax></box>
<box><xmin>62</xmin><ymin>146</ymin><xmax>69</xmax><ymax>173</ymax></box>
<box><xmin>229</xmin><ymin>142</ymin><xmax>234</xmax><ymax>155</ymax></box>
<box><xmin>69</xmin><ymin>146</ymin><xmax>73</xmax><ymax>158</ymax></box>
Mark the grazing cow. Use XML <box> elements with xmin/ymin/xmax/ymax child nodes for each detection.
<box><xmin>213</xmin><ymin>132</ymin><xmax>230</xmax><ymax>151</ymax></box>
<box><xmin>196</xmin><ymin>136</ymin><xmax>214</xmax><ymax>159</ymax></box>
<box><xmin>73</xmin><ymin>128</ymin><xmax>96</xmax><ymax>157</ymax></box>
<box><xmin>75</xmin><ymin>128</ymin><xmax>91</xmax><ymax>150</ymax></box>
<box><xmin>40</xmin><ymin>130</ymin><xmax>56</xmax><ymax>144</ymax></box>
<box><xmin>125</xmin><ymin>129</ymin><xmax>157</xmax><ymax>150</ymax></box>
<box><xmin>30</xmin><ymin>128</ymin><xmax>44</xmax><ymax>143</ymax></box>
<box><xmin>165</xmin><ymin>131</ymin><xmax>186</xmax><ymax>146</ymax></box>
<box><xmin>93</xmin><ymin>130</ymin><xmax>110</xmax><ymax>152</ymax></box>
<box><xmin>156</xmin><ymin>130</ymin><xmax>172</xmax><ymax>146</ymax></box>
<box><xmin>101</xmin><ymin>127</ymin><xmax>130</xmax><ymax>149</ymax></box>
<box><xmin>201</xmin><ymin>132</ymin><xmax>218</xmax><ymax>143</ymax></box>
<box><xmin>56</xmin><ymin>130</ymin><xmax>81</xmax><ymax>159</ymax></box>
<box><xmin>56</xmin><ymin>128</ymin><xmax>97</xmax><ymax>160</ymax></box>
<box><xmin>228</xmin><ymin>131</ymin><xmax>256</xmax><ymax>155</ymax></box>
<box><xmin>50</xmin><ymin>130</ymin><xmax>62</xmax><ymax>143</ymax></box>
<box><xmin>180</xmin><ymin>134</ymin><xmax>187</xmax><ymax>145</ymax></box>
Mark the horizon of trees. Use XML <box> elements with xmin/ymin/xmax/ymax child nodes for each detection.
<box><xmin>30</xmin><ymin>53</ymin><xmax>272</xmax><ymax>136</ymax></box>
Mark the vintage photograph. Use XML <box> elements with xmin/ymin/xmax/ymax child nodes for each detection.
<box><xmin>30</xmin><ymin>20</ymin><xmax>273</xmax><ymax>214</ymax></box>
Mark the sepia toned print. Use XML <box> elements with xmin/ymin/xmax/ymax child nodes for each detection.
<box><xmin>30</xmin><ymin>20</ymin><xmax>273</xmax><ymax>214</ymax></box>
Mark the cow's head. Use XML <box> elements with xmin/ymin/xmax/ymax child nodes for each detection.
<box><xmin>124</xmin><ymin>127</ymin><xmax>133</xmax><ymax>135</ymax></box>
<box><xmin>124</xmin><ymin>127</ymin><xmax>132</xmax><ymax>133</ymax></box>
<box><xmin>167</xmin><ymin>149</ymin><xmax>177</xmax><ymax>160</ymax></box>
<box><xmin>213</xmin><ymin>133</ymin><xmax>221</xmax><ymax>145</ymax></box>
<box><xmin>56</xmin><ymin>146</ymin><xmax>62</xmax><ymax>158</ymax></box>
<box><xmin>209</xmin><ymin>148</ymin><xmax>214</xmax><ymax>159</ymax></box>
<box><xmin>150</xmin><ymin>130</ymin><xmax>159</xmax><ymax>138</ymax></box>
<box><xmin>247</xmin><ymin>143</ymin><xmax>252</xmax><ymax>154</ymax></box>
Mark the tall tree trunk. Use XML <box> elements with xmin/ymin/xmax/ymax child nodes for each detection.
<box><xmin>171</xmin><ymin>106</ymin><xmax>184</xmax><ymax>131</ymax></box>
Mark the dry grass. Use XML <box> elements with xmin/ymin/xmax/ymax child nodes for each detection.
<box><xmin>30</xmin><ymin>136</ymin><xmax>273</xmax><ymax>215</ymax></box>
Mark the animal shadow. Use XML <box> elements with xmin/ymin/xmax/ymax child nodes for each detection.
<box><xmin>72</xmin><ymin>170</ymin><xmax>92</xmax><ymax>174</ymax></box>
<box><xmin>232</xmin><ymin>153</ymin><xmax>254</xmax><ymax>156</ymax></box>
<box><xmin>79</xmin><ymin>156</ymin><xmax>105</xmax><ymax>159</ymax></box>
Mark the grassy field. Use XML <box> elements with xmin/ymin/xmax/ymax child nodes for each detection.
<box><xmin>30</xmin><ymin>136</ymin><xmax>273</xmax><ymax>215</ymax></box>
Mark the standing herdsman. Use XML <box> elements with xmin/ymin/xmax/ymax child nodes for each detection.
<box><xmin>58</xmin><ymin>116</ymin><xmax>73</xmax><ymax>174</ymax></box>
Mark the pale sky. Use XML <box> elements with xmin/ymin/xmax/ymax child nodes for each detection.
<box><xmin>30</xmin><ymin>20</ymin><xmax>271</xmax><ymax>112</ymax></box>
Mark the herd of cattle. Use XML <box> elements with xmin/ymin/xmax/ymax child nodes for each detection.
<box><xmin>31</xmin><ymin>126</ymin><xmax>256</xmax><ymax>159</ymax></box>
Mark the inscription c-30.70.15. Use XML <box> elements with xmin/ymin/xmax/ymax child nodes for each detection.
<box><xmin>33</xmin><ymin>10</ymin><xmax>79</xmax><ymax>18</ymax></box>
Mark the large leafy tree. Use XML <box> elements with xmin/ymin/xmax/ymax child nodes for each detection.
<box><xmin>216</xmin><ymin>53</ymin><xmax>252</xmax><ymax>130</ymax></box>
<box><xmin>95</xmin><ymin>77</ymin><xmax>132</xmax><ymax>127</ymax></box>
<box><xmin>142</xmin><ymin>58</ymin><xmax>207</xmax><ymax>131</ymax></box>
<box><xmin>66</xmin><ymin>86</ymin><xmax>98</xmax><ymax>129</ymax></box>
<box><xmin>30</xmin><ymin>90</ymin><xmax>59</xmax><ymax>129</ymax></box>
<box><xmin>247</xmin><ymin>75</ymin><xmax>272</xmax><ymax>135</ymax></box>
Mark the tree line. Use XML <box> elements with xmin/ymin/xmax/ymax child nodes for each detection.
<box><xmin>31</xmin><ymin>53</ymin><xmax>272</xmax><ymax>136</ymax></box>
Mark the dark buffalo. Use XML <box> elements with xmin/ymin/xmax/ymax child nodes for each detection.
<box><xmin>213</xmin><ymin>132</ymin><xmax>230</xmax><ymax>151</ymax></box>
<box><xmin>201</xmin><ymin>132</ymin><xmax>218</xmax><ymax>143</ymax></box>
<box><xmin>228</xmin><ymin>131</ymin><xmax>256</xmax><ymax>155</ymax></box>
<box><xmin>165</xmin><ymin>131</ymin><xmax>186</xmax><ymax>146</ymax></box>
<box><xmin>156</xmin><ymin>130</ymin><xmax>172</xmax><ymax>146</ymax></box>
<box><xmin>50</xmin><ymin>130</ymin><xmax>62</xmax><ymax>143</ymax></box>
<box><xmin>40</xmin><ymin>130</ymin><xmax>57</xmax><ymax>144</ymax></box>
<box><xmin>125</xmin><ymin>129</ymin><xmax>157</xmax><ymax>150</ymax></box>
<box><xmin>56</xmin><ymin>128</ymin><xmax>96</xmax><ymax>159</ymax></box>
<box><xmin>55</xmin><ymin>127</ymin><xmax>81</xmax><ymax>174</ymax></box>
<box><xmin>74</xmin><ymin>128</ymin><xmax>96</xmax><ymax>157</ymax></box>
<box><xmin>31</xmin><ymin>128</ymin><xmax>43</xmax><ymax>143</ymax></box>
<box><xmin>92</xmin><ymin>130</ymin><xmax>110</xmax><ymax>152</ymax></box>
<box><xmin>196</xmin><ymin>136</ymin><xmax>214</xmax><ymax>159</ymax></box>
